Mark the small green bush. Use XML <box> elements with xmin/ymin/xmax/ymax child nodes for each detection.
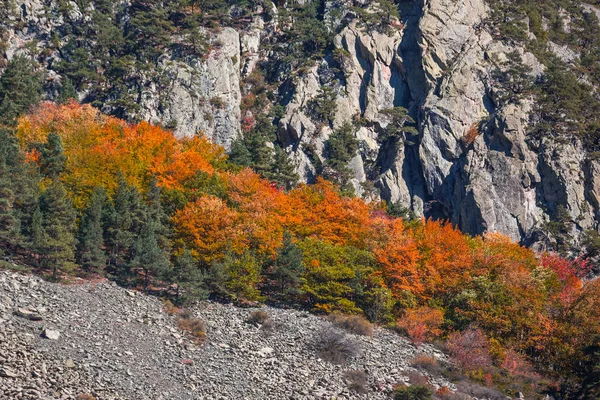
<box><xmin>393</xmin><ymin>384</ymin><xmax>433</xmax><ymax>400</ymax></box>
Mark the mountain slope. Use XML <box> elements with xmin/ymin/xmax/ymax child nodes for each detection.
<box><xmin>1</xmin><ymin>269</ymin><xmax>455</xmax><ymax>400</ymax></box>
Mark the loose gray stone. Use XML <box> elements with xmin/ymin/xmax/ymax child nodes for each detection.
<box><xmin>13</xmin><ymin>308</ymin><xmax>43</xmax><ymax>321</ymax></box>
<box><xmin>42</xmin><ymin>329</ymin><xmax>60</xmax><ymax>340</ymax></box>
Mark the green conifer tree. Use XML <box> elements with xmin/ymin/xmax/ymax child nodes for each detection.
<box><xmin>379</xmin><ymin>107</ymin><xmax>417</xmax><ymax>143</ymax></box>
<box><xmin>40</xmin><ymin>133</ymin><xmax>67</xmax><ymax>180</ymax></box>
<box><xmin>228</xmin><ymin>138</ymin><xmax>253</xmax><ymax>167</ymax></box>
<box><xmin>38</xmin><ymin>182</ymin><xmax>77</xmax><ymax>279</ymax></box>
<box><xmin>0</xmin><ymin>56</ymin><xmax>43</xmax><ymax>124</ymax></box>
<box><xmin>104</xmin><ymin>175</ymin><xmax>146</xmax><ymax>282</ymax></box>
<box><xmin>146</xmin><ymin>177</ymin><xmax>172</xmax><ymax>254</ymax></box>
<box><xmin>269</xmin><ymin>231</ymin><xmax>305</xmax><ymax>303</ymax></box>
<box><xmin>323</xmin><ymin>122</ymin><xmax>359</xmax><ymax>193</ymax></box>
<box><xmin>57</xmin><ymin>77</ymin><xmax>78</xmax><ymax>104</ymax></box>
<box><xmin>171</xmin><ymin>247</ymin><xmax>208</xmax><ymax>304</ymax></box>
<box><xmin>0</xmin><ymin>129</ymin><xmax>19</xmax><ymax>252</ymax></box>
<box><xmin>30</xmin><ymin>205</ymin><xmax>45</xmax><ymax>266</ymax></box>
<box><xmin>245</xmin><ymin>114</ymin><xmax>277</xmax><ymax>176</ymax></box>
<box><xmin>131</xmin><ymin>219</ymin><xmax>171</xmax><ymax>290</ymax></box>
<box><xmin>126</xmin><ymin>0</ymin><xmax>175</xmax><ymax>61</ymax></box>
<box><xmin>0</xmin><ymin>175</ymin><xmax>17</xmax><ymax>254</ymax></box>
<box><xmin>76</xmin><ymin>187</ymin><xmax>108</xmax><ymax>274</ymax></box>
<box><xmin>0</xmin><ymin>129</ymin><xmax>43</xmax><ymax>253</ymax></box>
<box><xmin>266</xmin><ymin>147</ymin><xmax>299</xmax><ymax>190</ymax></box>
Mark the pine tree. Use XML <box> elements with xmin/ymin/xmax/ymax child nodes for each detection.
<box><xmin>228</xmin><ymin>138</ymin><xmax>253</xmax><ymax>167</ymax></box>
<box><xmin>207</xmin><ymin>256</ymin><xmax>231</xmax><ymax>300</ymax></box>
<box><xmin>146</xmin><ymin>177</ymin><xmax>172</xmax><ymax>254</ymax></box>
<box><xmin>245</xmin><ymin>114</ymin><xmax>277</xmax><ymax>176</ymax></box>
<box><xmin>30</xmin><ymin>205</ymin><xmax>45</xmax><ymax>266</ymax></box>
<box><xmin>0</xmin><ymin>56</ymin><xmax>43</xmax><ymax>124</ymax></box>
<box><xmin>379</xmin><ymin>107</ymin><xmax>417</xmax><ymax>143</ymax></box>
<box><xmin>131</xmin><ymin>219</ymin><xmax>171</xmax><ymax>290</ymax></box>
<box><xmin>269</xmin><ymin>231</ymin><xmax>305</xmax><ymax>302</ymax></box>
<box><xmin>38</xmin><ymin>182</ymin><xmax>77</xmax><ymax>279</ymax></box>
<box><xmin>0</xmin><ymin>175</ymin><xmax>17</xmax><ymax>255</ymax></box>
<box><xmin>126</xmin><ymin>0</ymin><xmax>175</xmax><ymax>61</ymax></box>
<box><xmin>126</xmin><ymin>177</ymin><xmax>174</xmax><ymax>289</ymax></box>
<box><xmin>57</xmin><ymin>77</ymin><xmax>78</xmax><ymax>104</ymax></box>
<box><xmin>0</xmin><ymin>129</ymin><xmax>43</xmax><ymax>254</ymax></box>
<box><xmin>0</xmin><ymin>128</ymin><xmax>40</xmax><ymax>252</ymax></box>
<box><xmin>77</xmin><ymin>187</ymin><xmax>108</xmax><ymax>274</ymax></box>
<box><xmin>104</xmin><ymin>175</ymin><xmax>146</xmax><ymax>282</ymax></box>
<box><xmin>40</xmin><ymin>133</ymin><xmax>67</xmax><ymax>180</ymax></box>
<box><xmin>0</xmin><ymin>129</ymin><xmax>19</xmax><ymax>252</ymax></box>
<box><xmin>266</xmin><ymin>146</ymin><xmax>299</xmax><ymax>190</ymax></box>
<box><xmin>171</xmin><ymin>247</ymin><xmax>208</xmax><ymax>304</ymax></box>
<box><xmin>323</xmin><ymin>122</ymin><xmax>359</xmax><ymax>193</ymax></box>
<box><xmin>180</xmin><ymin>12</ymin><xmax>208</xmax><ymax>57</ymax></box>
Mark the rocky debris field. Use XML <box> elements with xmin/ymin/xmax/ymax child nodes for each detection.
<box><xmin>0</xmin><ymin>269</ymin><xmax>451</xmax><ymax>399</ymax></box>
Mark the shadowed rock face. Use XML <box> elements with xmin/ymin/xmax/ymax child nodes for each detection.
<box><xmin>4</xmin><ymin>0</ymin><xmax>600</xmax><ymax>247</ymax></box>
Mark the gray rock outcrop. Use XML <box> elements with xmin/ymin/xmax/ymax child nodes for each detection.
<box><xmin>138</xmin><ymin>28</ymin><xmax>242</xmax><ymax>148</ymax></box>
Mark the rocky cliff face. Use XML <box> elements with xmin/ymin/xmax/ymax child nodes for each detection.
<box><xmin>138</xmin><ymin>27</ymin><xmax>242</xmax><ymax>148</ymax></box>
<box><xmin>3</xmin><ymin>0</ymin><xmax>600</xmax><ymax>249</ymax></box>
<box><xmin>273</xmin><ymin>0</ymin><xmax>600</xmax><ymax>248</ymax></box>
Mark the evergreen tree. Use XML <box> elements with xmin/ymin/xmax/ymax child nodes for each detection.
<box><xmin>323</xmin><ymin>122</ymin><xmax>359</xmax><ymax>193</ymax></box>
<box><xmin>379</xmin><ymin>107</ymin><xmax>418</xmax><ymax>143</ymax></box>
<box><xmin>304</xmin><ymin>87</ymin><xmax>337</xmax><ymax>126</ymax></box>
<box><xmin>180</xmin><ymin>12</ymin><xmax>208</xmax><ymax>57</ymax></box>
<box><xmin>146</xmin><ymin>177</ymin><xmax>172</xmax><ymax>254</ymax></box>
<box><xmin>40</xmin><ymin>133</ymin><xmax>67</xmax><ymax>180</ymax></box>
<box><xmin>228</xmin><ymin>137</ymin><xmax>253</xmax><ymax>167</ymax></box>
<box><xmin>0</xmin><ymin>145</ymin><xmax>41</xmax><ymax>260</ymax></box>
<box><xmin>206</xmin><ymin>255</ymin><xmax>231</xmax><ymax>300</ymax></box>
<box><xmin>0</xmin><ymin>173</ymin><xmax>17</xmax><ymax>254</ymax></box>
<box><xmin>269</xmin><ymin>231</ymin><xmax>305</xmax><ymax>302</ymax></box>
<box><xmin>57</xmin><ymin>77</ymin><xmax>78</xmax><ymax>104</ymax></box>
<box><xmin>171</xmin><ymin>247</ymin><xmax>208</xmax><ymax>304</ymax></box>
<box><xmin>0</xmin><ymin>56</ymin><xmax>43</xmax><ymax>124</ymax></box>
<box><xmin>131</xmin><ymin>219</ymin><xmax>171</xmax><ymax>290</ymax></box>
<box><xmin>0</xmin><ymin>128</ymin><xmax>20</xmax><ymax>251</ymax></box>
<box><xmin>387</xmin><ymin>201</ymin><xmax>418</xmax><ymax>224</ymax></box>
<box><xmin>245</xmin><ymin>114</ymin><xmax>277</xmax><ymax>176</ymax></box>
<box><xmin>76</xmin><ymin>187</ymin><xmax>108</xmax><ymax>274</ymax></box>
<box><xmin>104</xmin><ymin>175</ymin><xmax>146</xmax><ymax>281</ymax></box>
<box><xmin>30</xmin><ymin>204</ymin><xmax>45</xmax><ymax>266</ymax></box>
<box><xmin>126</xmin><ymin>0</ymin><xmax>175</xmax><ymax>61</ymax></box>
<box><xmin>266</xmin><ymin>146</ymin><xmax>299</xmax><ymax>191</ymax></box>
<box><xmin>38</xmin><ymin>182</ymin><xmax>77</xmax><ymax>278</ymax></box>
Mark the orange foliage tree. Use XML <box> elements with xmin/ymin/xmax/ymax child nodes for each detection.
<box><xmin>397</xmin><ymin>306</ymin><xmax>444</xmax><ymax>344</ymax></box>
<box><xmin>410</xmin><ymin>219</ymin><xmax>475</xmax><ymax>302</ymax></box>
<box><xmin>172</xmin><ymin>195</ymin><xmax>244</xmax><ymax>265</ymax></box>
<box><xmin>16</xmin><ymin>101</ymin><xmax>224</xmax><ymax>207</ymax></box>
